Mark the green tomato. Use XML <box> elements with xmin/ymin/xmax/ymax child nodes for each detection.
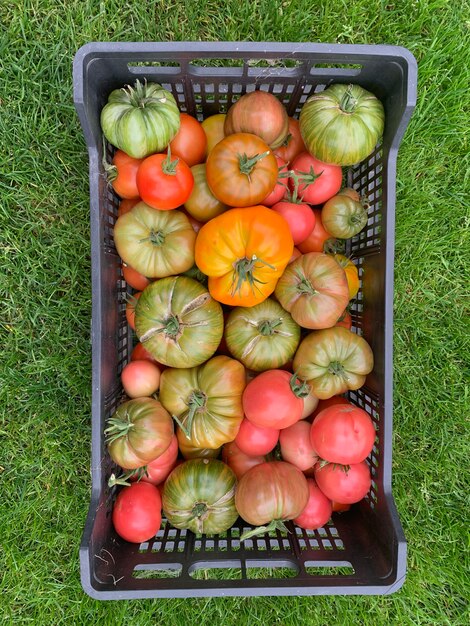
<box><xmin>321</xmin><ymin>193</ymin><xmax>368</xmax><ymax>239</ymax></box>
<box><xmin>163</xmin><ymin>459</ymin><xmax>238</xmax><ymax>534</ymax></box>
<box><xmin>135</xmin><ymin>276</ymin><xmax>223</xmax><ymax>368</ymax></box>
<box><xmin>101</xmin><ymin>80</ymin><xmax>180</xmax><ymax>158</ymax></box>
<box><xmin>300</xmin><ymin>84</ymin><xmax>384</xmax><ymax>166</ymax></box>
<box><xmin>225</xmin><ymin>299</ymin><xmax>300</xmax><ymax>371</ymax></box>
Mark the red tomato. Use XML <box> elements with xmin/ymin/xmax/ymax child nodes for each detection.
<box><xmin>288</xmin><ymin>247</ymin><xmax>302</xmax><ymax>265</ymax></box>
<box><xmin>332</xmin><ymin>501</ymin><xmax>351</xmax><ymax>513</ymax></box>
<box><xmin>279</xmin><ymin>420</ymin><xmax>319</xmax><ymax>471</ymax></box>
<box><xmin>314</xmin><ymin>461</ymin><xmax>371</xmax><ymax>504</ymax></box>
<box><xmin>310</xmin><ymin>395</ymin><xmax>350</xmax><ymax>421</ymax></box>
<box><xmin>271</xmin><ymin>201</ymin><xmax>316</xmax><ymax>245</ymax></box>
<box><xmin>290</xmin><ymin>153</ymin><xmax>342</xmax><ymax>205</ymax></box>
<box><xmin>118</xmin><ymin>198</ymin><xmax>140</xmax><ymax>216</ymax></box>
<box><xmin>136</xmin><ymin>152</ymin><xmax>194</xmax><ymax>210</ymax></box>
<box><xmin>222</xmin><ymin>441</ymin><xmax>265</xmax><ymax>480</ymax></box>
<box><xmin>235</xmin><ymin>418</ymin><xmax>279</xmax><ymax>456</ymax></box>
<box><xmin>169</xmin><ymin>113</ymin><xmax>207</xmax><ymax>167</ymax></box>
<box><xmin>125</xmin><ymin>292</ymin><xmax>141</xmax><ymax>330</ymax></box>
<box><xmin>261</xmin><ymin>156</ymin><xmax>289</xmax><ymax>206</ymax></box>
<box><xmin>107</xmin><ymin>150</ymin><xmax>143</xmax><ymax>199</ymax></box>
<box><xmin>310</xmin><ymin>404</ymin><xmax>376</xmax><ymax>464</ymax></box>
<box><xmin>293</xmin><ymin>478</ymin><xmax>332</xmax><ymax>530</ymax></box>
<box><xmin>274</xmin><ymin>117</ymin><xmax>306</xmax><ymax>165</ymax></box>
<box><xmin>121</xmin><ymin>360</ymin><xmax>161</xmax><ymax>398</ymax></box>
<box><xmin>131</xmin><ymin>435</ymin><xmax>179</xmax><ymax>485</ymax></box>
<box><xmin>242</xmin><ymin>369</ymin><xmax>307</xmax><ymax>429</ymax></box>
<box><xmin>122</xmin><ymin>263</ymin><xmax>151</xmax><ymax>291</ymax></box>
<box><xmin>297</xmin><ymin>209</ymin><xmax>336</xmax><ymax>254</ymax></box>
<box><xmin>112</xmin><ymin>482</ymin><xmax>162</xmax><ymax>543</ymax></box>
<box><xmin>131</xmin><ymin>342</ymin><xmax>160</xmax><ymax>365</ymax></box>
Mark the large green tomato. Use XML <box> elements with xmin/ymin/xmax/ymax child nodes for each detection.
<box><xmin>299</xmin><ymin>84</ymin><xmax>384</xmax><ymax>166</ymax></box>
<box><xmin>135</xmin><ymin>276</ymin><xmax>223</xmax><ymax>368</ymax></box>
<box><xmin>163</xmin><ymin>459</ymin><xmax>238</xmax><ymax>534</ymax></box>
<box><xmin>225</xmin><ymin>298</ymin><xmax>300</xmax><ymax>371</ymax></box>
<box><xmin>159</xmin><ymin>355</ymin><xmax>246</xmax><ymax>449</ymax></box>
<box><xmin>293</xmin><ymin>327</ymin><xmax>374</xmax><ymax>399</ymax></box>
<box><xmin>101</xmin><ymin>80</ymin><xmax>180</xmax><ymax>159</ymax></box>
<box><xmin>113</xmin><ymin>202</ymin><xmax>196</xmax><ymax>278</ymax></box>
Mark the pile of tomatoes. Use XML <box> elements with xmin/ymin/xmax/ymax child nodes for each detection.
<box><xmin>101</xmin><ymin>80</ymin><xmax>384</xmax><ymax>544</ymax></box>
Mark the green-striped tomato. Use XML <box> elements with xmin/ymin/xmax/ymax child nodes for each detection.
<box><xmin>159</xmin><ymin>355</ymin><xmax>246</xmax><ymax>449</ymax></box>
<box><xmin>321</xmin><ymin>193</ymin><xmax>369</xmax><ymax>239</ymax></box>
<box><xmin>299</xmin><ymin>84</ymin><xmax>384</xmax><ymax>166</ymax></box>
<box><xmin>163</xmin><ymin>459</ymin><xmax>238</xmax><ymax>534</ymax></box>
<box><xmin>225</xmin><ymin>298</ymin><xmax>300</xmax><ymax>371</ymax></box>
<box><xmin>184</xmin><ymin>164</ymin><xmax>228</xmax><ymax>222</ymax></box>
<box><xmin>101</xmin><ymin>80</ymin><xmax>180</xmax><ymax>159</ymax></box>
<box><xmin>135</xmin><ymin>276</ymin><xmax>223</xmax><ymax>368</ymax></box>
<box><xmin>114</xmin><ymin>203</ymin><xmax>196</xmax><ymax>278</ymax></box>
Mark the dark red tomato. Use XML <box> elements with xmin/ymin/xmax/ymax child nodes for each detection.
<box><xmin>222</xmin><ymin>441</ymin><xmax>265</xmax><ymax>480</ymax></box>
<box><xmin>310</xmin><ymin>404</ymin><xmax>376</xmax><ymax>464</ymax></box>
<box><xmin>261</xmin><ymin>156</ymin><xmax>289</xmax><ymax>206</ymax></box>
<box><xmin>122</xmin><ymin>263</ymin><xmax>151</xmax><ymax>291</ymax></box>
<box><xmin>314</xmin><ymin>461</ymin><xmax>371</xmax><ymax>504</ymax></box>
<box><xmin>310</xmin><ymin>395</ymin><xmax>350</xmax><ymax>421</ymax></box>
<box><xmin>235</xmin><ymin>418</ymin><xmax>279</xmax><ymax>456</ymax></box>
<box><xmin>121</xmin><ymin>360</ymin><xmax>161</xmax><ymax>398</ymax></box>
<box><xmin>169</xmin><ymin>113</ymin><xmax>207</xmax><ymax>168</ymax></box>
<box><xmin>271</xmin><ymin>201</ymin><xmax>316</xmax><ymax>245</ymax></box>
<box><xmin>131</xmin><ymin>435</ymin><xmax>179</xmax><ymax>485</ymax></box>
<box><xmin>125</xmin><ymin>292</ymin><xmax>141</xmax><ymax>330</ymax></box>
<box><xmin>136</xmin><ymin>152</ymin><xmax>194</xmax><ymax>210</ymax></box>
<box><xmin>242</xmin><ymin>369</ymin><xmax>307</xmax><ymax>429</ymax></box>
<box><xmin>107</xmin><ymin>150</ymin><xmax>143</xmax><ymax>199</ymax></box>
<box><xmin>297</xmin><ymin>209</ymin><xmax>336</xmax><ymax>254</ymax></box>
<box><xmin>293</xmin><ymin>478</ymin><xmax>332</xmax><ymax>530</ymax></box>
<box><xmin>273</xmin><ymin>117</ymin><xmax>306</xmax><ymax>165</ymax></box>
<box><xmin>335</xmin><ymin>310</ymin><xmax>352</xmax><ymax>330</ymax></box>
<box><xmin>112</xmin><ymin>482</ymin><xmax>162</xmax><ymax>543</ymax></box>
<box><xmin>131</xmin><ymin>342</ymin><xmax>160</xmax><ymax>365</ymax></box>
<box><xmin>118</xmin><ymin>197</ymin><xmax>140</xmax><ymax>216</ymax></box>
<box><xmin>332</xmin><ymin>501</ymin><xmax>351</xmax><ymax>513</ymax></box>
<box><xmin>290</xmin><ymin>153</ymin><xmax>342</xmax><ymax>205</ymax></box>
<box><xmin>279</xmin><ymin>420</ymin><xmax>318</xmax><ymax>471</ymax></box>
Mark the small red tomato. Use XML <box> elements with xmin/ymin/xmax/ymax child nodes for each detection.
<box><xmin>314</xmin><ymin>461</ymin><xmax>371</xmax><ymax>504</ymax></box>
<box><xmin>137</xmin><ymin>151</ymin><xmax>194</xmax><ymax>210</ymax></box>
<box><xmin>130</xmin><ymin>435</ymin><xmax>179</xmax><ymax>485</ymax></box>
<box><xmin>290</xmin><ymin>152</ymin><xmax>342</xmax><ymax>205</ymax></box>
<box><xmin>235</xmin><ymin>418</ymin><xmax>279</xmax><ymax>456</ymax></box>
<box><xmin>293</xmin><ymin>478</ymin><xmax>332</xmax><ymax>530</ymax></box>
<box><xmin>332</xmin><ymin>501</ymin><xmax>351</xmax><ymax>513</ymax></box>
<box><xmin>222</xmin><ymin>441</ymin><xmax>266</xmax><ymax>480</ymax></box>
<box><xmin>271</xmin><ymin>200</ymin><xmax>316</xmax><ymax>245</ymax></box>
<box><xmin>121</xmin><ymin>360</ymin><xmax>161</xmax><ymax>398</ymax></box>
<box><xmin>297</xmin><ymin>209</ymin><xmax>336</xmax><ymax>254</ymax></box>
<box><xmin>261</xmin><ymin>156</ymin><xmax>289</xmax><ymax>206</ymax></box>
<box><xmin>122</xmin><ymin>263</ymin><xmax>151</xmax><ymax>291</ymax></box>
<box><xmin>107</xmin><ymin>150</ymin><xmax>143</xmax><ymax>199</ymax></box>
<box><xmin>169</xmin><ymin>113</ymin><xmax>207</xmax><ymax>167</ymax></box>
<box><xmin>112</xmin><ymin>482</ymin><xmax>162</xmax><ymax>543</ymax></box>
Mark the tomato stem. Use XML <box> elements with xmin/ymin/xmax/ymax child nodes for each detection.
<box><xmin>104</xmin><ymin>416</ymin><xmax>134</xmax><ymax>444</ymax></box>
<box><xmin>231</xmin><ymin>255</ymin><xmax>276</xmax><ymax>298</ymax></box>
<box><xmin>240</xmin><ymin>519</ymin><xmax>290</xmax><ymax>541</ymax></box>
<box><xmin>163</xmin><ymin>314</ymin><xmax>181</xmax><ymax>338</ymax></box>
<box><xmin>258</xmin><ymin>318</ymin><xmax>283</xmax><ymax>336</ymax></box>
<box><xmin>339</xmin><ymin>84</ymin><xmax>358</xmax><ymax>113</ymax></box>
<box><xmin>296</xmin><ymin>272</ymin><xmax>317</xmax><ymax>296</ymax></box>
<box><xmin>238</xmin><ymin>150</ymin><xmax>271</xmax><ymax>178</ymax></box>
<box><xmin>161</xmin><ymin>146</ymin><xmax>179</xmax><ymax>176</ymax></box>
<box><xmin>289</xmin><ymin>372</ymin><xmax>311</xmax><ymax>398</ymax></box>
<box><xmin>174</xmin><ymin>390</ymin><xmax>207</xmax><ymax>439</ymax></box>
<box><xmin>327</xmin><ymin>361</ymin><xmax>348</xmax><ymax>380</ymax></box>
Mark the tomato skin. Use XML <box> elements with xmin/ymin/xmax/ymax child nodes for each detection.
<box><xmin>301</xmin><ymin>391</ymin><xmax>319</xmax><ymax>419</ymax></box>
<box><xmin>243</xmin><ymin>369</ymin><xmax>305</xmax><ymax>429</ymax></box>
<box><xmin>169</xmin><ymin>113</ymin><xmax>207</xmax><ymax>167</ymax></box>
<box><xmin>310</xmin><ymin>405</ymin><xmax>376</xmax><ymax>465</ymax></box>
<box><xmin>297</xmin><ymin>209</ymin><xmax>336</xmax><ymax>254</ymax></box>
<box><xmin>126</xmin><ymin>292</ymin><xmax>141</xmax><ymax>330</ymax></box>
<box><xmin>290</xmin><ymin>153</ymin><xmax>342</xmax><ymax>205</ymax></box>
<box><xmin>322</xmin><ymin>194</ymin><xmax>368</xmax><ymax>239</ymax></box>
<box><xmin>122</xmin><ymin>263</ymin><xmax>151</xmax><ymax>291</ymax></box>
<box><xmin>108</xmin><ymin>150</ymin><xmax>143</xmax><ymax>199</ymax></box>
<box><xmin>273</xmin><ymin>117</ymin><xmax>306</xmax><ymax>165</ymax></box>
<box><xmin>136</xmin><ymin>153</ymin><xmax>194</xmax><ymax>210</ymax></box>
<box><xmin>112</xmin><ymin>482</ymin><xmax>162</xmax><ymax>543</ymax></box>
<box><xmin>279</xmin><ymin>420</ymin><xmax>319</xmax><ymax>471</ymax></box>
<box><xmin>332</xmin><ymin>501</ymin><xmax>351</xmax><ymax>513</ymax></box>
<box><xmin>184</xmin><ymin>164</ymin><xmax>228</xmax><ymax>222</ymax></box>
<box><xmin>222</xmin><ymin>441</ymin><xmax>265</xmax><ymax>480</ymax></box>
<box><xmin>335</xmin><ymin>310</ymin><xmax>352</xmax><ymax>330</ymax></box>
<box><xmin>131</xmin><ymin>342</ymin><xmax>160</xmax><ymax>365</ymax></box>
<box><xmin>314</xmin><ymin>461</ymin><xmax>371</xmax><ymax>504</ymax></box>
<box><xmin>310</xmin><ymin>396</ymin><xmax>350</xmax><ymax>421</ymax></box>
<box><xmin>332</xmin><ymin>254</ymin><xmax>360</xmax><ymax>300</ymax></box>
<box><xmin>271</xmin><ymin>201</ymin><xmax>316</xmax><ymax>245</ymax></box>
<box><xmin>178</xmin><ymin>438</ymin><xmax>221</xmax><ymax>460</ymax></box>
<box><xmin>130</xmin><ymin>435</ymin><xmax>179</xmax><ymax>485</ymax></box>
<box><xmin>235</xmin><ymin>461</ymin><xmax>309</xmax><ymax>526</ymax></box>
<box><xmin>288</xmin><ymin>247</ymin><xmax>302</xmax><ymax>265</ymax></box>
<box><xmin>121</xmin><ymin>360</ymin><xmax>161</xmax><ymax>398</ymax></box>
<box><xmin>235</xmin><ymin>418</ymin><xmax>279</xmax><ymax>456</ymax></box>
<box><xmin>261</xmin><ymin>157</ymin><xmax>289</xmax><ymax>206</ymax></box>
<box><xmin>202</xmin><ymin>113</ymin><xmax>226</xmax><ymax>156</ymax></box>
<box><xmin>118</xmin><ymin>198</ymin><xmax>140</xmax><ymax>217</ymax></box>
<box><xmin>206</xmin><ymin>133</ymin><xmax>278</xmax><ymax>207</ymax></box>
<box><xmin>293</xmin><ymin>479</ymin><xmax>332</xmax><ymax>530</ymax></box>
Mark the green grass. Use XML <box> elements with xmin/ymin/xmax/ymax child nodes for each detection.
<box><xmin>1</xmin><ymin>0</ymin><xmax>469</xmax><ymax>624</ymax></box>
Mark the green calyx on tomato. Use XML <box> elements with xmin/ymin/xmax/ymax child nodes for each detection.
<box><xmin>338</xmin><ymin>84</ymin><xmax>359</xmax><ymax>113</ymax></box>
<box><xmin>238</xmin><ymin>151</ymin><xmax>271</xmax><ymax>178</ymax></box>
<box><xmin>161</xmin><ymin>147</ymin><xmax>180</xmax><ymax>176</ymax></box>
<box><xmin>173</xmin><ymin>389</ymin><xmax>208</xmax><ymax>440</ymax></box>
<box><xmin>240</xmin><ymin>518</ymin><xmax>289</xmax><ymax>541</ymax></box>
<box><xmin>232</xmin><ymin>254</ymin><xmax>276</xmax><ymax>297</ymax></box>
<box><xmin>289</xmin><ymin>372</ymin><xmax>310</xmax><ymax>399</ymax></box>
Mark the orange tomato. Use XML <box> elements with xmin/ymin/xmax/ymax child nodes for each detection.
<box><xmin>122</xmin><ymin>263</ymin><xmax>151</xmax><ymax>291</ymax></box>
<box><xmin>332</xmin><ymin>254</ymin><xmax>360</xmax><ymax>299</ymax></box>
<box><xmin>195</xmin><ymin>206</ymin><xmax>293</xmax><ymax>307</ymax></box>
<box><xmin>201</xmin><ymin>113</ymin><xmax>226</xmax><ymax>156</ymax></box>
<box><xmin>168</xmin><ymin>113</ymin><xmax>207</xmax><ymax>167</ymax></box>
<box><xmin>297</xmin><ymin>209</ymin><xmax>336</xmax><ymax>254</ymax></box>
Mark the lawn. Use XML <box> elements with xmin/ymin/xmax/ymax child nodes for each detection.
<box><xmin>1</xmin><ymin>0</ymin><xmax>469</xmax><ymax>624</ymax></box>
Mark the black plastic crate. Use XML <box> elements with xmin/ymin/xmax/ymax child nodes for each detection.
<box><xmin>72</xmin><ymin>42</ymin><xmax>417</xmax><ymax>599</ymax></box>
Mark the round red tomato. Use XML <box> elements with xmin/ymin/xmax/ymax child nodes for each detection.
<box><xmin>136</xmin><ymin>151</ymin><xmax>194</xmax><ymax>210</ymax></box>
<box><xmin>106</xmin><ymin>150</ymin><xmax>143</xmax><ymax>199</ymax></box>
<box><xmin>297</xmin><ymin>209</ymin><xmax>337</xmax><ymax>254</ymax></box>
<box><xmin>222</xmin><ymin>441</ymin><xmax>265</xmax><ymax>480</ymax></box>
<box><xmin>271</xmin><ymin>201</ymin><xmax>316</xmax><ymax>245</ymax></box>
<box><xmin>310</xmin><ymin>395</ymin><xmax>350</xmax><ymax>422</ymax></box>
<box><xmin>279</xmin><ymin>420</ymin><xmax>319</xmax><ymax>471</ymax></box>
<box><xmin>290</xmin><ymin>153</ymin><xmax>342</xmax><ymax>205</ymax></box>
<box><xmin>314</xmin><ymin>461</ymin><xmax>371</xmax><ymax>504</ymax></box>
<box><xmin>121</xmin><ymin>360</ymin><xmax>161</xmax><ymax>398</ymax></box>
<box><xmin>235</xmin><ymin>418</ymin><xmax>279</xmax><ymax>456</ymax></box>
<box><xmin>261</xmin><ymin>156</ymin><xmax>289</xmax><ymax>206</ymax></box>
<box><xmin>242</xmin><ymin>369</ymin><xmax>308</xmax><ymax>429</ymax></box>
<box><xmin>112</xmin><ymin>482</ymin><xmax>162</xmax><ymax>543</ymax></box>
<box><xmin>169</xmin><ymin>113</ymin><xmax>207</xmax><ymax>167</ymax></box>
<box><xmin>293</xmin><ymin>479</ymin><xmax>332</xmax><ymax>530</ymax></box>
<box><xmin>310</xmin><ymin>404</ymin><xmax>376</xmax><ymax>464</ymax></box>
<box><xmin>122</xmin><ymin>263</ymin><xmax>151</xmax><ymax>291</ymax></box>
<box><xmin>125</xmin><ymin>292</ymin><xmax>141</xmax><ymax>330</ymax></box>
